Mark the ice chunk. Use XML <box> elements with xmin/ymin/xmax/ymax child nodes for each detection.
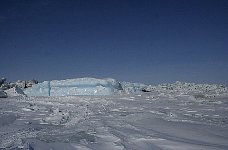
<box><xmin>15</xmin><ymin>80</ymin><xmax>26</xmax><ymax>89</ymax></box>
<box><xmin>24</xmin><ymin>78</ymin><xmax>123</xmax><ymax>96</ymax></box>
<box><xmin>26</xmin><ymin>79</ymin><xmax>38</xmax><ymax>88</ymax></box>
<box><xmin>121</xmin><ymin>81</ymin><xmax>147</xmax><ymax>94</ymax></box>
<box><xmin>0</xmin><ymin>90</ymin><xmax>7</xmax><ymax>98</ymax></box>
<box><xmin>4</xmin><ymin>87</ymin><xmax>26</xmax><ymax>97</ymax></box>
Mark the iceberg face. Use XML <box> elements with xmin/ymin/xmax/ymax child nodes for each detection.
<box><xmin>24</xmin><ymin>78</ymin><xmax>123</xmax><ymax>96</ymax></box>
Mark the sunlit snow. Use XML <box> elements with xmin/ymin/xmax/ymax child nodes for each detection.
<box><xmin>1</xmin><ymin>78</ymin><xmax>228</xmax><ymax>150</ymax></box>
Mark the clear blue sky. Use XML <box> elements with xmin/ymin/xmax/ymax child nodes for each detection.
<box><xmin>1</xmin><ymin>0</ymin><xmax>228</xmax><ymax>85</ymax></box>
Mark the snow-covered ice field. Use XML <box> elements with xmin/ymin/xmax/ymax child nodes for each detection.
<box><xmin>1</xmin><ymin>93</ymin><xmax>228</xmax><ymax>150</ymax></box>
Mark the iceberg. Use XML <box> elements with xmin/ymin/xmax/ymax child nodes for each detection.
<box><xmin>24</xmin><ymin>78</ymin><xmax>123</xmax><ymax>96</ymax></box>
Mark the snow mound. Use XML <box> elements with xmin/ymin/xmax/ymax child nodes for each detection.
<box><xmin>24</xmin><ymin>78</ymin><xmax>123</xmax><ymax>96</ymax></box>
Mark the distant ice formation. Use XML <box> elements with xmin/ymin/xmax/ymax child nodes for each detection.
<box><xmin>24</xmin><ymin>78</ymin><xmax>123</xmax><ymax>96</ymax></box>
<box><xmin>22</xmin><ymin>78</ymin><xmax>228</xmax><ymax>97</ymax></box>
<box><xmin>0</xmin><ymin>78</ymin><xmax>38</xmax><ymax>90</ymax></box>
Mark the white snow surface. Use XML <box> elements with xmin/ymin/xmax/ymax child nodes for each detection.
<box><xmin>1</xmin><ymin>78</ymin><xmax>228</xmax><ymax>149</ymax></box>
<box><xmin>1</xmin><ymin>91</ymin><xmax>228</xmax><ymax>149</ymax></box>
